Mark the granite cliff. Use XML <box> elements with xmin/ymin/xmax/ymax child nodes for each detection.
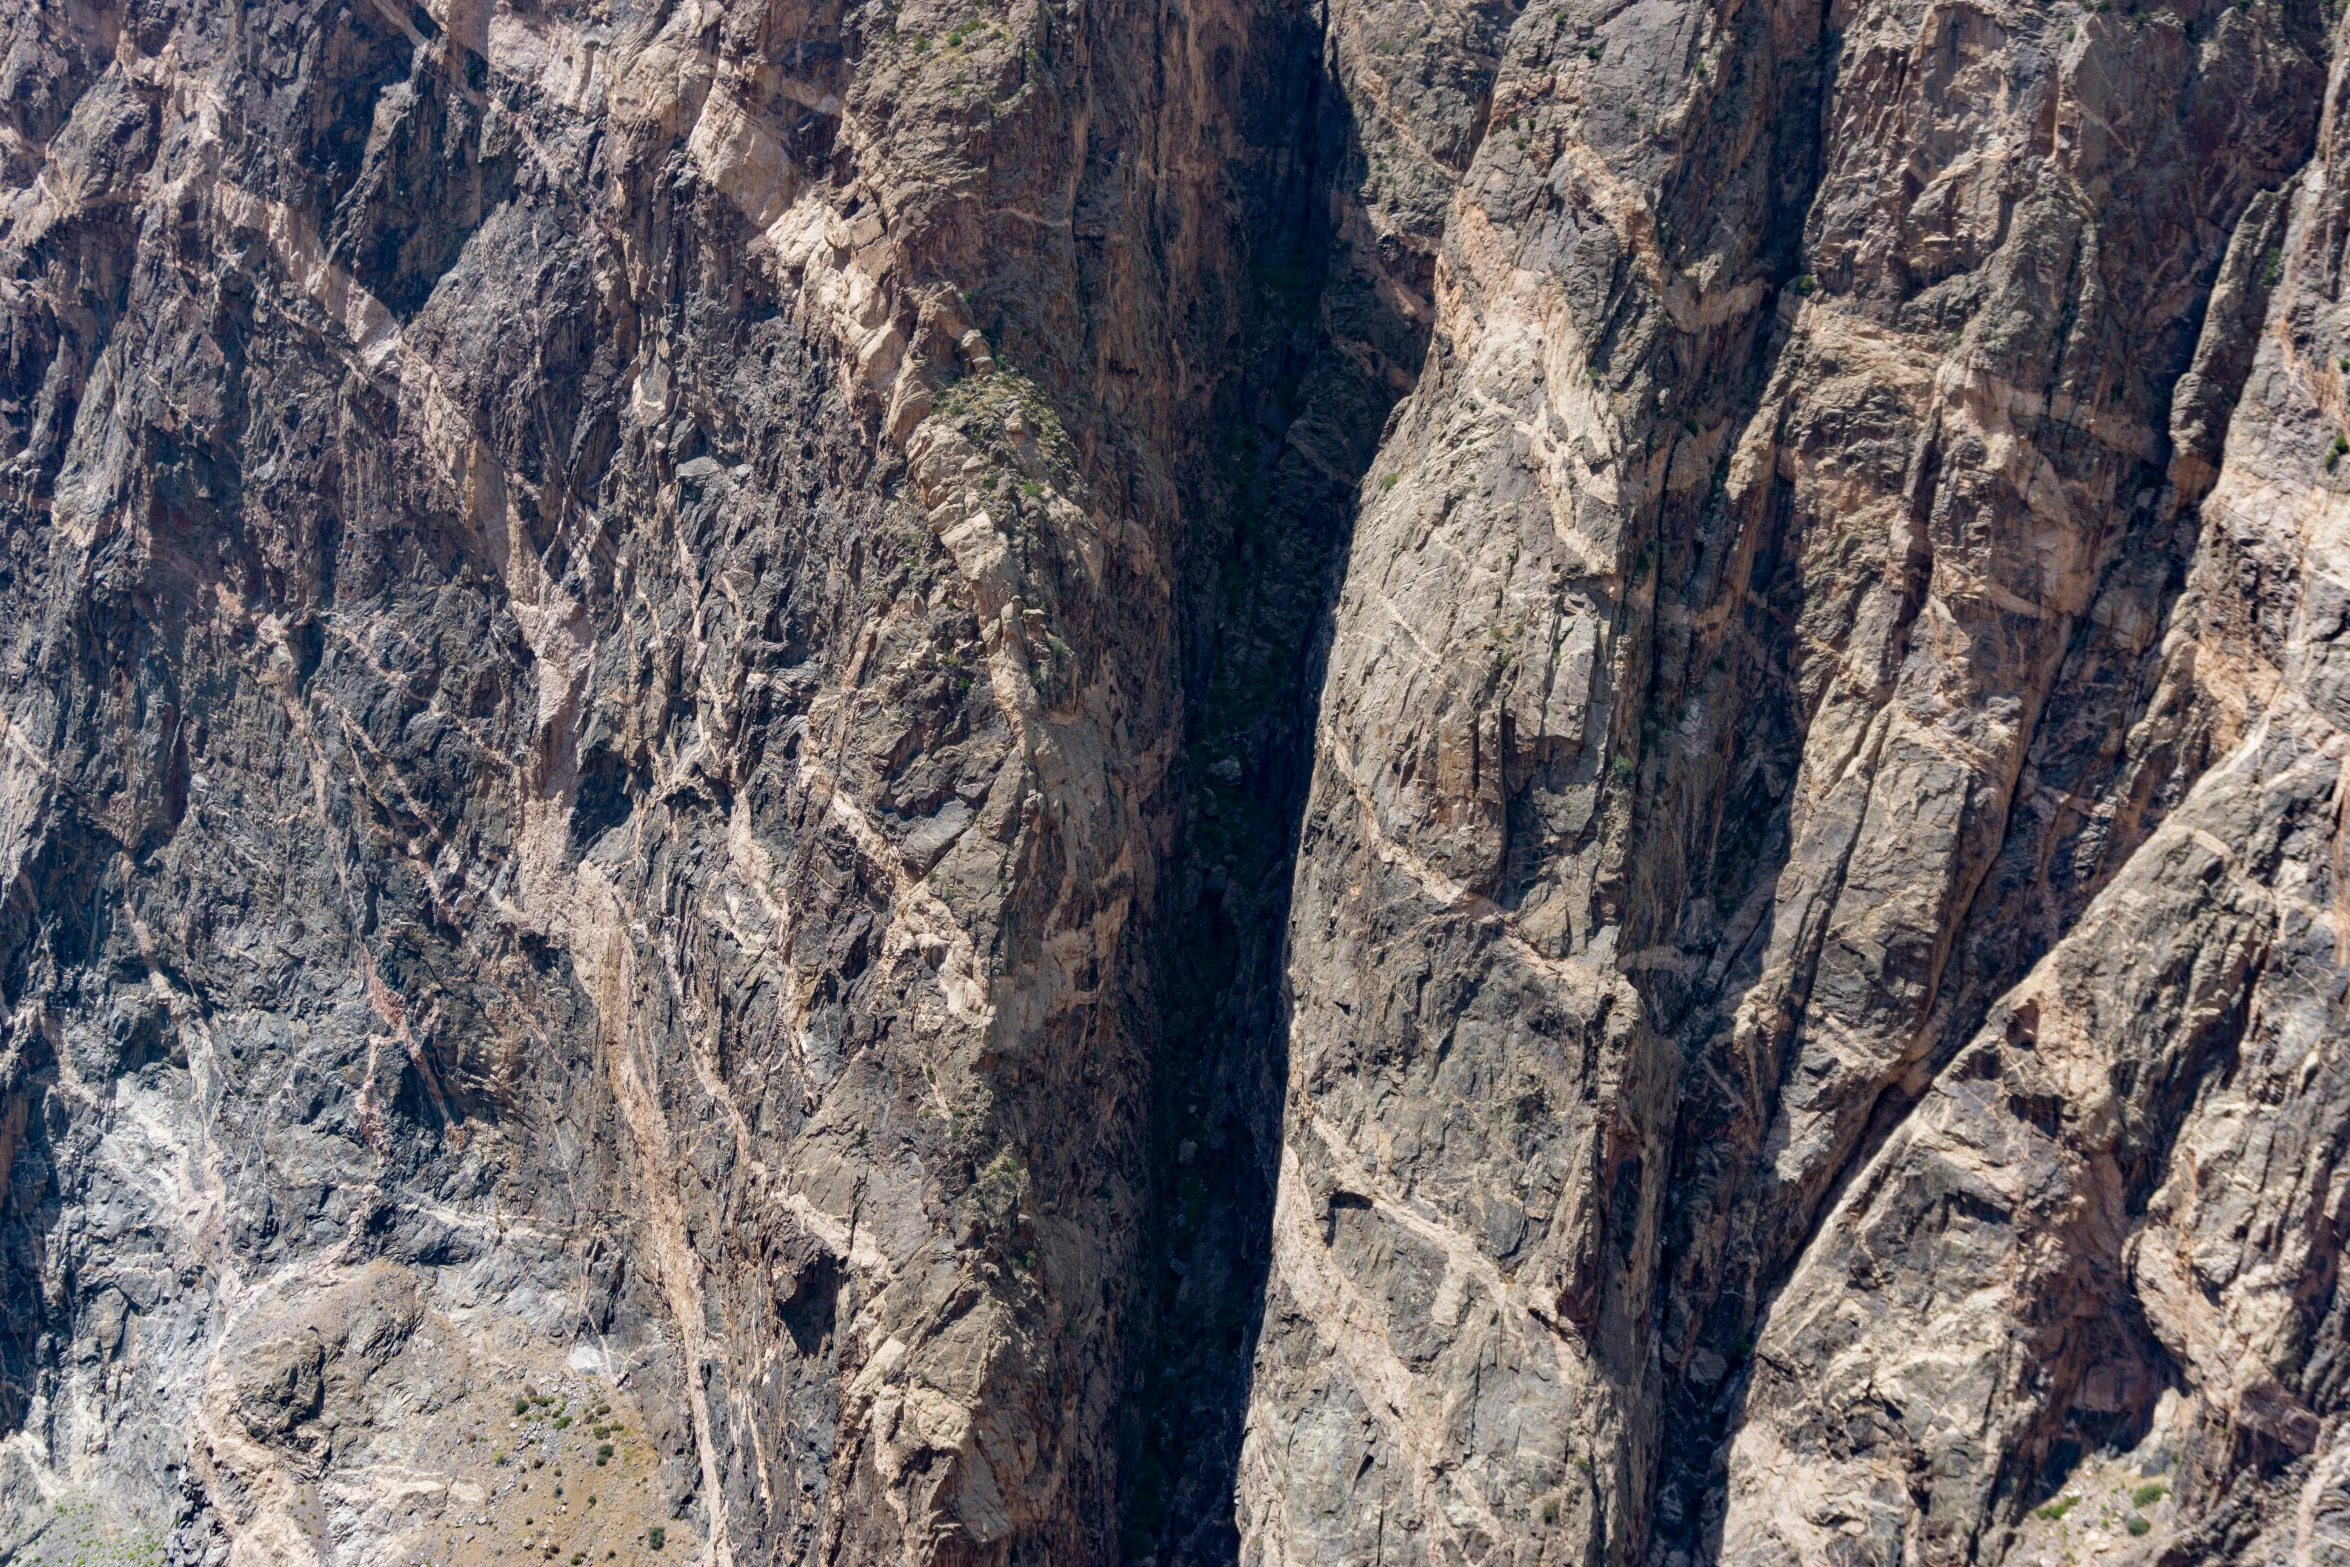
<box><xmin>0</xmin><ymin>0</ymin><xmax>2345</xmax><ymax>1563</ymax></box>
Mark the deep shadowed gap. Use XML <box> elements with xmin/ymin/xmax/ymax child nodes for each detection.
<box><xmin>1111</xmin><ymin>4</ymin><xmax>1440</xmax><ymax>1559</ymax></box>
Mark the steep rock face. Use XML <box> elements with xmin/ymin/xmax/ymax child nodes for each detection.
<box><xmin>1244</xmin><ymin>0</ymin><xmax>2348</xmax><ymax>1559</ymax></box>
<box><xmin>1721</xmin><ymin>33</ymin><xmax>2350</xmax><ymax>1561</ymax></box>
<box><xmin>4</xmin><ymin>0</ymin><xmax>2350</xmax><ymax>1564</ymax></box>
<box><xmin>0</xmin><ymin>0</ymin><xmax>1363</xmax><ymax>1562</ymax></box>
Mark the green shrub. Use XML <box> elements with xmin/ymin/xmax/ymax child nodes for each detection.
<box><xmin>2034</xmin><ymin>1495</ymin><xmax>2079</xmax><ymax>1521</ymax></box>
<box><xmin>599</xmin><ymin>1444</ymin><xmax>615</xmax><ymax>1460</ymax></box>
<box><xmin>554</xmin><ymin>1416</ymin><xmax>572</xmax><ymax>1430</ymax></box>
<box><xmin>649</xmin><ymin>1526</ymin><xmax>667</xmax><ymax>1550</ymax></box>
<box><xmin>2127</xmin><ymin>1515</ymin><xmax>2151</xmax><ymax>1537</ymax></box>
<box><xmin>2132</xmin><ymin>1483</ymin><xmax>2168</xmax><ymax>1507</ymax></box>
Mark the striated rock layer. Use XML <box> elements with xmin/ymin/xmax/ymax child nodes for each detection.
<box><xmin>2</xmin><ymin>0</ymin><xmax>2347</xmax><ymax>1563</ymax></box>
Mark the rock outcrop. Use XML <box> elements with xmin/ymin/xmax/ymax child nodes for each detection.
<box><xmin>1243</xmin><ymin>0</ymin><xmax>2349</xmax><ymax>1559</ymax></box>
<box><xmin>1</xmin><ymin>0</ymin><xmax>2345</xmax><ymax>1564</ymax></box>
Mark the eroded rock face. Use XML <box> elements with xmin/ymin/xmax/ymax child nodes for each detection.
<box><xmin>0</xmin><ymin>0</ymin><xmax>1359</xmax><ymax>1561</ymax></box>
<box><xmin>1244</xmin><ymin>0</ymin><xmax>2350</xmax><ymax>1559</ymax></box>
<box><xmin>1</xmin><ymin>0</ymin><xmax>2346</xmax><ymax>1563</ymax></box>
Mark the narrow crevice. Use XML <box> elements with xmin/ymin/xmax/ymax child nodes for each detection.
<box><xmin>1109</xmin><ymin>10</ymin><xmax>1441</xmax><ymax>1561</ymax></box>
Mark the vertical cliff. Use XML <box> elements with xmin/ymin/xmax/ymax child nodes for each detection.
<box><xmin>2</xmin><ymin>0</ymin><xmax>2347</xmax><ymax>1563</ymax></box>
<box><xmin>0</xmin><ymin>0</ymin><xmax>1378</xmax><ymax>1560</ymax></box>
<box><xmin>1244</xmin><ymin>0</ymin><xmax>2348</xmax><ymax>1558</ymax></box>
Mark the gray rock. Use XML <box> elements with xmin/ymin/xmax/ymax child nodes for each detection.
<box><xmin>0</xmin><ymin>0</ymin><xmax>2344</xmax><ymax>1564</ymax></box>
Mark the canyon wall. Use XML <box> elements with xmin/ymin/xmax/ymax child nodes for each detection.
<box><xmin>0</xmin><ymin>0</ymin><xmax>2344</xmax><ymax>1563</ymax></box>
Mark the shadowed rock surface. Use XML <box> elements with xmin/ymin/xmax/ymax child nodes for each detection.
<box><xmin>0</xmin><ymin>0</ymin><xmax>2344</xmax><ymax>1564</ymax></box>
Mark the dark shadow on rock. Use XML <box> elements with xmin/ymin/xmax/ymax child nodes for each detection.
<box><xmin>1113</xmin><ymin>23</ymin><xmax>1437</xmax><ymax>1567</ymax></box>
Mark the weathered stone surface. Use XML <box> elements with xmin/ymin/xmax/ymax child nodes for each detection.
<box><xmin>1719</xmin><ymin>29</ymin><xmax>2350</xmax><ymax>1559</ymax></box>
<box><xmin>0</xmin><ymin>0</ymin><xmax>1358</xmax><ymax>1560</ymax></box>
<box><xmin>1242</xmin><ymin>0</ymin><xmax>2349</xmax><ymax>1558</ymax></box>
<box><xmin>3</xmin><ymin>0</ymin><xmax>2347</xmax><ymax>1562</ymax></box>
